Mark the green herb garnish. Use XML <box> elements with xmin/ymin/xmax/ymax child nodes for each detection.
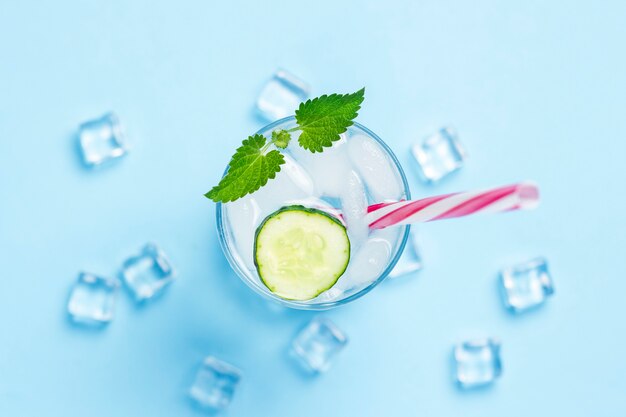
<box><xmin>294</xmin><ymin>88</ymin><xmax>365</xmax><ymax>152</ymax></box>
<box><xmin>204</xmin><ymin>134</ymin><xmax>285</xmax><ymax>203</ymax></box>
<box><xmin>205</xmin><ymin>88</ymin><xmax>365</xmax><ymax>203</ymax></box>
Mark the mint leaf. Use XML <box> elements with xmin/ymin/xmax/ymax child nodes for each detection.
<box><xmin>271</xmin><ymin>129</ymin><xmax>291</xmax><ymax>149</ymax></box>
<box><xmin>205</xmin><ymin>134</ymin><xmax>285</xmax><ymax>202</ymax></box>
<box><xmin>295</xmin><ymin>88</ymin><xmax>365</xmax><ymax>152</ymax></box>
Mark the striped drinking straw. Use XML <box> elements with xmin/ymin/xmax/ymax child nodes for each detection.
<box><xmin>365</xmin><ymin>182</ymin><xmax>540</xmax><ymax>230</ymax></box>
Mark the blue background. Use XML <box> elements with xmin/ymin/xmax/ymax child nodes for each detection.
<box><xmin>1</xmin><ymin>1</ymin><xmax>625</xmax><ymax>416</ymax></box>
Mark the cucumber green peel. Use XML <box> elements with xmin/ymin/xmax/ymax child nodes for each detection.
<box><xmin>254</xmin><ymin>205</ymin><xmax>351</xmax><ymax>301</ymax></box>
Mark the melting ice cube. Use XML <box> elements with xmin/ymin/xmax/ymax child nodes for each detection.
<box><xmin>411</xmin><ymin>127</ymin><xmax>466</xmax><ymax>183</ymax></box>
<box><xmin>347</xmin><ymin>134</ymin><xmax>403</xmax><ymax>201</ymax></box>
<box><xmin>322</xmin><ymin>237</ymin><xmax>392</xmax><ymax>300</ymax></box>
<box><xmin>500</xmin><ymin>258</ymin><xmax>554</xmax><ymax>313</ymax></box>
<box><xmin>189</xmin><ymin>356</ymin><xmax>242</xmax><ymax>411</ymax></box>
<box><xmin>224</xmin><ymin>196</ymin><xmax>262</xmax><ymax>271</ymax></box>
<box><xmin>287</xmin><ymin>134</ymin><xmax>350</xmax><ymax>197</ymax></box>
<box><xmin>454</xmin><ymin>338</ymin><xmax>502</xmax><ymax>388</ymax></box>
<box><xmin>256</xmin><ymin>69</ymin><xmax>310</xmax><ymax>121</ymax></box>
<box><xmin>291</xmin><ymin>317</ymin><xmax>348</xmax><ymax>373</ymax></box>
<box><xmin>388</xmin><ymin>228</ymin><xmax>423</xmax><ymax>278</ymax></box>
<box><xmin>120</xmin><ymin>243</ymin><xmax>175</xmax><ymax>302</ymax></box>
<box><xmin>78</xmin><ymin>112</ymin><xmax>127</xmax><ymax>167</ymax></box>
<box><xmin>339</xmin><ymin>170</ymin><xmax>369</xmax><ymax>246</ymax></box>
<box><xmin>67</xmin><ymin>272</ymin><xmax>118</xmax><ymax>326</ymax></box>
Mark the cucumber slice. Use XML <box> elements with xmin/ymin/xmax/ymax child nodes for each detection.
<box><xmin>254</xmin><ymin>205</ymin><xmax>351</xmax><ymax>301</ymax></box>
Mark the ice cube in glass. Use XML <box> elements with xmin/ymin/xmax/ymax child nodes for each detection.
<box><xmin>189</xmin><ymin>356</ymin><xmax>242</xmax><ymax>411</ymax></box>
<box><xmin>500</xmin><ymin>258</ymin><xmax>554</xmax><ymax>312</ymax></box>
<box><xmin>388</xmin><ymin>228</ymin><xmax>423</xmax><ymax>278</ymax></box>
<box><xmin>78</xmin><ymin>112</ymin><xmax>127</xmax><ymax>167</ymax></box>
<box><xmin>121</xmin><ymin>243</ymin><xmax>175</xmax><ymax>301</ymax></box>
<box><xmin>67</xmin><ymin>272</ymin><xmax>118</xmax><ymax>326</ymax></box>
<box><xmin>256</xmin><ymin>69</ymin><xmax>310</xmax><ymax>121</ymax></box>
<box><xmin>347</xmin><ymin>134</ymin><xmax>403</xmax><ymax>201</ymax></box>
<box><xmin>291</xmin><ymin>317</ymin><xmax>348</xmax><ymax>373</ymax></box>
<box><xmin>411</xmin><ymin>127</ymin><xmax>466</xmax><ymax>182</ymax></box>
<box><xmin>454</xmin><ymin>338</ymin><xmax>502</xmax><ymax>388</ymax></box>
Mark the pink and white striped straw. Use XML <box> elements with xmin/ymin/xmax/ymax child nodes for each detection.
<box><xmin>366</xmin><ymin>182</ymin><xmax>540</xmax><ymax>230</ymax></box>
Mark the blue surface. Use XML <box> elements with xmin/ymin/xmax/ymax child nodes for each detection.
<box><xmin>1</xmin><ymin>1</ymin><xmax>625</xmax><ymax>415</ymax></box>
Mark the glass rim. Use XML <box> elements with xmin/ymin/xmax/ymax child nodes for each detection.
<box><xmin>215</xmin><ymin>116</ymin><xmax>412</xmax><ymax>310</ymax></box>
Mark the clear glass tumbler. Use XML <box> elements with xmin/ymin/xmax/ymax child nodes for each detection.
<box><xmin>216</xmin><ymin>117</ymin><xmax>411</xmax><ymax>310</ymax></box>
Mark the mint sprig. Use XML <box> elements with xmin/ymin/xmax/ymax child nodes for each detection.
<box><xmin>206</xmin><ymin>88</ymin><xmax>365</xmax><ymax>203</ymax></box>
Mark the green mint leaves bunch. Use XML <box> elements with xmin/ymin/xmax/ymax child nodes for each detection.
<box><xmin>205</xmin><ymin>88</ymin><xmax>365</xmax><ymax>203</ymax></box>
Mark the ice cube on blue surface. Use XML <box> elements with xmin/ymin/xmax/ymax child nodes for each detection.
<box><xmin>78</xmin><ymin>112</ymin><xmax>127</xmax><ymax>167</ymax></box>
<box><xmin>411</xmin><ymin>127</ymin><xmax>466</xmax><ymax>183</ymax></box>
<box><xmin>454</xmin><ymin>338</ymin><xmax>502</xmax><ymax>388</ymax></box>
<box><xmin>120</xmin><ymin>243</ymin><xmax>175</xmax><ymax>301</ymax></box>
<box><xmin>67</xmin><ymin>272</ymin><xmax>118</xmax><ymax>326</ymax></box>
<box><xmin>189</xmin><ymin>356</ymin><xmax>242</xmax><ymax>411</ymax></box>
<box><xmin>388</xmin><ymin>228</ymin><xmax>423</xmax><ymax>278</ymax></box>
<box><xmin>500</xmin><ymin>258</ymin><xmax>554</xmax><ymax>312</ymax></box>
<box><xmin>291</xmin><ymin>317</ymin><xmax>348</xmax><ymax>373</ymax></box>
<box><xmin>256</xmin><ymin>69</ymin><xmax>310</xmax><ymax>121</ymax></box>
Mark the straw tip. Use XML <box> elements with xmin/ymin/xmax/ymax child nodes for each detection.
<box><xmin>518</xmin><ymin>181</ymin><xmax>540</xmax><ymax>210</ymax></box>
